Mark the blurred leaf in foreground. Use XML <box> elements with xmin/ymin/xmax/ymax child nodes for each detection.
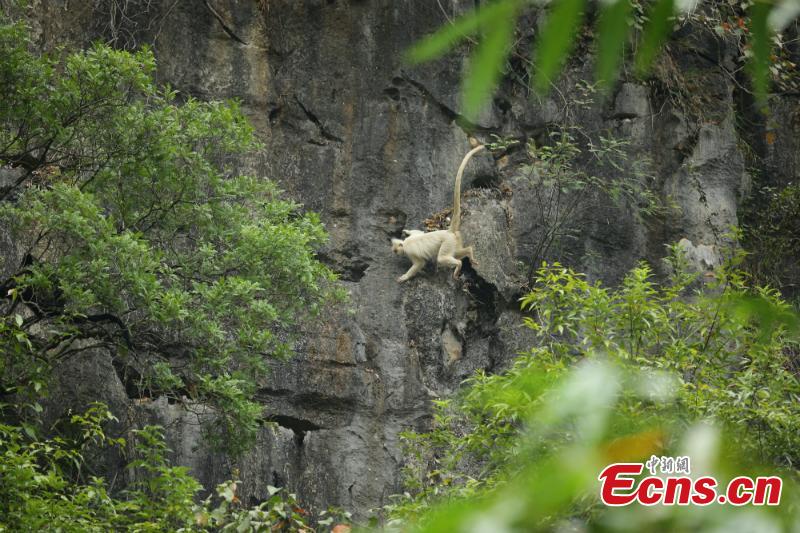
<box><xmin>532</xmin><ymin>0</ymin><xmax>586</xmax><ymax>94</ymax></box>
<box><xmin>634</xmin><ymin>0</ymin><xmax>675</xmax><ymax>75</ymax></box>
<box><xmin>406</xmin><ymin>0</ymin><xmax>794</xmax><ymax>115</ymax></box>
<box><xmin>596</xmin><ymin>0</ymin><xmax>634</xmax><ymax>90</ymax></box>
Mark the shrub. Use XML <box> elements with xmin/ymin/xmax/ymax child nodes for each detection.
<box><xmin>388</xmin><ymin>253</ymin><xmax>800</xmax><ymax>530</ymax></box>
<box><xmin>0</xmin><ymin>404</ymin><xmax>319</xmax><ymax>531</ymax></box>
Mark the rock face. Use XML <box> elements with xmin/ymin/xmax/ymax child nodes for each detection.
<box><xmin>17</xmin><ymin>0</ymin><xmax>800</xmax><ymax>518</ymax></box>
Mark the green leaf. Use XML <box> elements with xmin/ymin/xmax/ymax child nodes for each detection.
<box><xmin>405</xmin><ymin>0</ymin><xmax>520</xmax><ymax>64</ymax></box>
<box><xmin>634</xmin><ymin>0</ymin><xmax>675</xmax><ymax>75</ymax></box>
<box><xmin>462</xmin><ymin>1</ymin><xmax>521</xmax><ymax>119</ymax></box>
<box><xmin>730</xmin><ymin>294</ymin><xmax>800</xmax><ymax>341</ymax></box>
<box><xmin>533</xmin><ymin>0</ymin><xmax>587</xmax><ymax>94</ymax></box>
<box><xmin>596</xmin><ymin>0</ymin><xmax>633</xmax><ymax>90</ymax></box>
<box><xmin>22</xmin><ymin>423</ymin><xmax>37</xmax><ymax>440</ymax></box>
<box><xmin>749</xmin><ymin>0</ymin><xmax>772</xmax><ymax>101</ymax></box>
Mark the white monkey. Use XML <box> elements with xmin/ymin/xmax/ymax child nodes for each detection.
<box><xmin>391</xmin><ymin>144</ymin><xmax>484</xmax><ymax>283</ymax></box>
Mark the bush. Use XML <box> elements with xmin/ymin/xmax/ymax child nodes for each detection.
<box><xmin>387</xmin><ymin>253</ymin><xmax>800</xmax><ymax>530</ymax></box>
<box><xmin>0</xmin><ymin>404</ymin><xmax>320</xmax><ymax>531</ymax></box>
<box><xmin>744</xmin><ymin>183</ymin><xmax>800</xmax><ymax>303</ymax></box>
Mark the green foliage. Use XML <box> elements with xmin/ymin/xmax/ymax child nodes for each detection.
<box><xmin>0</xmin><ymin>405</ymin><xmax>323</xmax><ymax>531</ymax></box>
<box><xmin>406</xmin><ymin>0</ymin><xmax>797</xmax><ymax>118</ymax></box>
<box><xmin>0</xmin><ymin>13</ymin><xmax>343</xmax><ymax>530</ymax></box>
<box><xmin>387</xmin><ymin>254</ymin><xmax>800</xmax><ymax>530</ymax></box>
<box><xmin>0</xmin><ymin>403</ymin><xmax>121</xmax><ymax>532</ymax></box>
<box><xmin>596</xmin><ymin>0</ymin><xmax>633</xmax><ymax>87</ymax></box>
<box><xmin>748</xmin><ymin>0</ymin><xmax>773</xmax><ymax>99</ymax></box>
<box><xmin>0</xmin><ymin>16</ymin><xmax>340</xmax><ymax>453</ymax></box>
<box><xmin>405</xmin><ymin>1</ymin><xmax>519</xmax><ymax>64</ymax></box>
<box><xmin>123</xmin><ymin>425</ymin><xmax>202</xmax><ymax>529</ymax></box>
<box><xmin>633</xmin><ymin>0</ymin><xmax>676</xmax><ymax>75</ymax></box>
<box><xmin>198</xmin><ymin>480</ymin><xmax>314</xmax><ymax>532</ymax></box>
<box><xmin>743</xmin><ymin>183</ymin><xmax>800</xmax><ymax>304</ymax></box>
<box><xmin>317</xmin><ymin>506</ymin><xmax>353</xmax><ymax>529</ymax></box>
<box><xmin>514</xmin><ymin>129</ymin><xmax>672</xmax><ymax>280</ymax></box>
<box><xmin>463</xmin><ymin>1</ymin><xmax>521</xmax><ymax>118</ymax></box>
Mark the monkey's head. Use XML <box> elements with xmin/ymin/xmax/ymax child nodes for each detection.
<box><xmin>391</xmin><ymin>238</ymin><xmax>405</xmax><ymax>256</ymax></box>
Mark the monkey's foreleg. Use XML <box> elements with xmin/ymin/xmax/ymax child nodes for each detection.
<box><xmin>398</xmin><ymin>260</ymin><xmax>425</xmax><ymax>283</ymax></box>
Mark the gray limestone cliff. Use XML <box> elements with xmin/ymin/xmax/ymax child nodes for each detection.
<box><xmin>11</xmin><ymin>0</ymin><xmax>800</xmax><ymax>518</ymax></box>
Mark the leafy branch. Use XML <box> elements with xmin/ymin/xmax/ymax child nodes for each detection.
<box><xmin>406</xmin><ymin>0</ymin><xmax>798</xmax><ymax>119</ymax></box>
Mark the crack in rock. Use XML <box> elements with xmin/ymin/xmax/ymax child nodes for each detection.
<box><xmin>398</xmin><ymin>72</ymin><xmax>499</xmax><ymax>135</ymax></box>
<box><xmin>293</xmin><ymin>96</ymin><xmax>344</xmax><ymax>143</ymax></box>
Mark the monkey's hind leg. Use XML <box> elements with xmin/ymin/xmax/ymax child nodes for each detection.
<box><xmin>455</xmin><ymin>246</ymin><xmax>477</xmax><ymax>267</ymax></box>
<box><xmin>437</xmin><ymin>254</ymin><xmax>463</xmax><ymax>279</ymax></box>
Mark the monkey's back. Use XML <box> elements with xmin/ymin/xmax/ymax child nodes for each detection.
<box><xmin>402</xmin><ymin>230</ymin><xmax>454</xmax><ymax>262</ymax></box>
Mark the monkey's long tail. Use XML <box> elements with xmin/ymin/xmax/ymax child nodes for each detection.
<box><xmin>450</xmin><ymin>144</ymin><xmax>485</xmax><ymax>233</ymax></box>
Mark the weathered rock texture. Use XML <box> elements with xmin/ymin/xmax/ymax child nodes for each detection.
<box><xmin>16</xmin><ymin>0</ymin><xmax>800</xmax><ymax>518</ymax></box>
